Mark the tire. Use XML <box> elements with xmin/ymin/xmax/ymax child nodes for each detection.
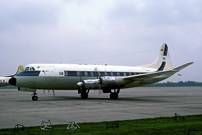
<box><xmin>32</xmin><ymin>96</ymin><xmax>38</xmax><ymax>101</ymax></box>
<box><xmin>81</xmin><ymin>93</ymin><xmax>88</xmax><ymax>99</ymax></box>
<box><xmin>110</xmin><ymin>93</ymin><xmax>118</xmax><ymax>99</ymax></box>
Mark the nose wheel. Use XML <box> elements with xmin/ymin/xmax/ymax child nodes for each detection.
<box><xmin>32</xmin><ymin>92</ymin><xmax>38</xmax><ymax>101</ymax></box>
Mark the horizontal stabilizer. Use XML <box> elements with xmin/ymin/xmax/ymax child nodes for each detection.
<box><xmin>124</xmin><ymin>70</ymin><xmax>176</xmax><ymax>81</ymax></box>
<box><xmin>172</xmin><ymin>62</ymin><xmax>194</xmax><ymax>71</ymax></box>
<box><xmin>124</xmin><ymin>62</ymin><xmax>194</xmax><ymax>82</ymax></box>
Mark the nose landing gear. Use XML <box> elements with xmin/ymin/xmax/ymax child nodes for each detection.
<box><xmin>32</xmin><ymin>92</ymin><xmax>38</xmax><ymax>101</ymax></box>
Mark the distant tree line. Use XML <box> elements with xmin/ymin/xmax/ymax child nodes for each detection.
<box><xmin>146</xmin><ymin>81</ymin><xmax>202</xmax><ymax>87</ymax></box>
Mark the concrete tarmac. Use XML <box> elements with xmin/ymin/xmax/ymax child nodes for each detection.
<box><xmin>0</xmin><ymin>87</ymin><xmax>202</xmax><ymax>129</ymax></box>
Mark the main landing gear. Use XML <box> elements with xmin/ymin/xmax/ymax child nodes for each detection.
<box><xmin>32</xmin><ymin>92</ymin><xmax>38</xmax><ymax>101</ymax></box>
<box><xmin>79</xmin><ymin>88</ymin><xmax>120</xmax><ymax>99</ymax></box>
<box><xmin>110</xmin><ymin>89</ymin><xmax>120</xmax><ymax>99</ymax></box>
<box><xmin>81</xmin><ymin>89</ymin><xmax>90</xmax><ymax>99</ymax></box>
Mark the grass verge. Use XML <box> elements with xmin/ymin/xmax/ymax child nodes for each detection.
<box><xmin>1</xmin><ymin>115</ymin><xmax>202</xmax><ymax>135</ymax></box>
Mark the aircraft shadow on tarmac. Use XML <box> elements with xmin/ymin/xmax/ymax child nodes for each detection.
<box><xmin>33</xmin><ymin>95</ymin><xmax>175</xmax><ymax>103</ymax></box>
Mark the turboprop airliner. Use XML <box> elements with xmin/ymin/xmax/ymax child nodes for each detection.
<box><xmin>9</xmin><ymin>44</ymin><xmax>193</xmax><ymax>101</ymax></box>
<box><xmin>0</xmin><ymin>65</ymin><xmax>24</xmax><ymax>87</ymax></box>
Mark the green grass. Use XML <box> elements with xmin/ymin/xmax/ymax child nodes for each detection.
<box><xmin>1</xmin><ymin>115</ymin><xmax>202</xmax><ymax>135</ymax></box>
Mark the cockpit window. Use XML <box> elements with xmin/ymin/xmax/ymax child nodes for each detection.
<box><xmin>25</xmin><ymin>67</ymin><xmax>29</xmax><ymax>71</ymax></box>
<box><xmin>25</xmin><ymin>67</ymin><xmax>35</xmax><ymax>71</ymax></box>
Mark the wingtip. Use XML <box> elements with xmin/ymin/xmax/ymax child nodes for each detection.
<box><xmin>173</xmin><ymin>62</ymin><xmax>194</xmax><ymax>71</ymax></box>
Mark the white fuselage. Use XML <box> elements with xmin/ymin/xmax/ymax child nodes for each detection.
<box><xmin>14</xmin><ymin>64</ymin><xmax>161</xmax><ymax>90</ymax></box>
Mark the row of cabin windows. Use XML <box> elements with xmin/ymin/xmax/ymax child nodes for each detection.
<box><xmin>64</xmin><ymin>71</ymin><xmax>143</xmax><ymax>77</ymax></box>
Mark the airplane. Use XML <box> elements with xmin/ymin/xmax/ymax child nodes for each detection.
<box><xmin>9</xmin><ymin>43</ymin><xmax>193</xmax><ymax>101</ymax></box>
<box><xmin>0</xmin><ymin>65</ymin><xmax>24</xmax><ymax>87</ymax></box>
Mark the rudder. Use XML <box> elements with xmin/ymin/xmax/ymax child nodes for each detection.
<box><xmin>141</xmin><ymin>43</ymin><xmax>172</xmax><ymax>71</ymax></box>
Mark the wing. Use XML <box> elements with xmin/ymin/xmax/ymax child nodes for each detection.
<box><xmin>123</xmin><ymin>62</ymin><xmax>194</xmax><ymax>83</ymax></box>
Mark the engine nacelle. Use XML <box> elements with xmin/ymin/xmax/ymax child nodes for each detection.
<box><xmin>100</xmin><ymin>76</ymin><xmax>130</xmax><ymax>87</ymax></box>
<box><xmin>77</xmin><ymin>76</ymin><xmax>132</xmax><ymax>90</ymax></box>
<box><xmin>77</xmin><ymin>79</ymin><xmax>100</xmax><ymax>89</ymax></box>
<box><xmin>99</xmin><ymin>76</ymin><xmax>115</xmax><ymax>87</ymax></box>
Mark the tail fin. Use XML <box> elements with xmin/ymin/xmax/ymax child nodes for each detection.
<box><xmin>7</xmin><ymin>65</ymin><xmax>24</xmax><ymax>77</ymax></box>
<box><xmin>15</xmin><ymin>65</ymin><xmax>24</xmax><ymax>75</ymax></box>
<box><xmin>141</xmin><ymin>43</ymin><xmax>172</xmax><ymax>71</ymax></box>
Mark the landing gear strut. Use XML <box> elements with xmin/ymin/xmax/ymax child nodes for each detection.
<box><xmin>110</xmin><ymin>89</ymin><xmax>120</xmax><ymax>99</ymax></box>
<box><xmin>81</xmin><ymin>89</ymin><xmax>90</xmax><ymax>99</ymax></box>
<box><xmin>32</xmin><ymin>92</ymin><xmax>38</xmax><ymax>101</ymax></box>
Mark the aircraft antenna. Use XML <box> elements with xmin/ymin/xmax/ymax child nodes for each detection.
<box><xmin>61</xmin><ymin>48</ymin><xmax>157</xmax><ymax>63</ymax></box>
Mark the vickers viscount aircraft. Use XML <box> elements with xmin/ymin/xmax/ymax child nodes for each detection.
<box><xmin>9</xmin><ymin>44</ymin><xmax>193</xmax><ymax>101</ymax></box>
<box><xmin>0</xmin><ymin>65</ymin><xmax>24</xmax><ymax>87</ymax></box>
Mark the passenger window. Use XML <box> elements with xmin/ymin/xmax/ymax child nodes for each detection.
<box><xmin>90</xmin><ymin>72</ymin><xmax>94</xmax><ymax>77</ymax></box>
<box><xmin>120</xmin><ymin>72</ymin><xmax>124</xmax><ymax>76</ymax></box>
<box><xmin>64</xmin><ymin>71</ymin><xmax>68</xmax><ymax>76</ymax></box>
<box><xmin>117</xmin><ymin>72</ymin><xmax>120</xmax><ymax>76</ymax></box>
<box><xmin>77</xmin><ymin>71</ymin><xmax>80</xmax><ymax>76</ymax></box>
<box><xmin>110</xmin><ymin>72</ymin><xmax>113</xmax><ymax>76</ymax></box>
<box><xmin>84</xmin><ymin>72</ymin><xmax>88</xmax><ymax>76</ymax></box>
<box><xmin>100</xmin><ymin>72</ymin><xmax>104</xmax><ymax>76</ymax></box>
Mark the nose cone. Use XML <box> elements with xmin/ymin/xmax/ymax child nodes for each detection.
<box><xmin>9</xmin><ymin>77</ymin><xmax>16</xmax><ymax>86</ymax></box>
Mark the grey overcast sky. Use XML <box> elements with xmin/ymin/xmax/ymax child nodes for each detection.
<box><xmin>0</xmin><ymin>0</ymin><xmax>201</xmax><ymax>82</ymax></box>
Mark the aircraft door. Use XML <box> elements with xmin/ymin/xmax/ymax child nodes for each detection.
<box><xmin>41</xmin><ymin>66</ymin><xmax>56</xmax><ymax>76</ymax></box>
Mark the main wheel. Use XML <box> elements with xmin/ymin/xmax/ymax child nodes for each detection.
<box><xmin>81</xmin><ymin>93</ymin><xmax>88</xmax><ymax>99</ymax></box>
<box><xmin>32</xmin><ymin>96</ymin><xmax>38</xmax><ymax>101</ymax></box>
<box><xmin>110</xmin><ymin>93</ymin><xmax>118</xmax><ymax>99</ymax></box>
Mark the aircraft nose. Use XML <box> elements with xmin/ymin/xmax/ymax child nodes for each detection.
<box><xmin>9</xmin><ymin>77</ymin><xmax>16</xmax><ymax>86</ymax></box>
